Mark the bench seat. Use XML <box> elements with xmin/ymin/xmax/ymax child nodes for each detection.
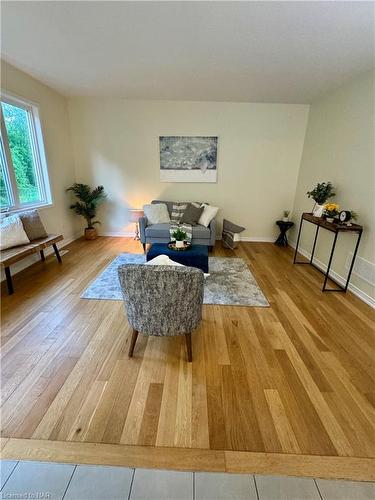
<box><xmin>1</xmin><ymin>234</ymin><xmax>63</xmax><ymax>294</ymax></box>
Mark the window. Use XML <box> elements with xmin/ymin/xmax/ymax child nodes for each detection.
<box><xmin>0</xmin><ymin>92</ymin><xmax>52</xmax><ymax>212</ymax></box>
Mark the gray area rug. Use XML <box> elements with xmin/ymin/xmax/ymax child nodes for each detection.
<box><xmin>81</xmin><ymin>253</ymin><xmax>269</xmax><ymax>307</ymax></box>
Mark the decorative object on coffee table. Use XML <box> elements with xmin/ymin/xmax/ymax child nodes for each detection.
<box><xmin>171</xmin><ymin>228</ymin><xmax>188</xmax><ymax>248</ymax></box>
<box><xmin>275</xmin><ymin>220</ymin><xmax>294</xmax><ymax>246</ymax></box>
<box><xmin>66</xmin><ymin>183</ymin><xmax>107</xmax><ymax>240</ymax></box>
<box><xmin>129</xmin><ymin>208</ymin><xmax>144</xmax><ymax>240</ymax></box>
<box><xmin>307</xmin><ymin>181</ymin><xmax>336</xmax><ymax>217</ymax></box>
<box><xmin>222</xmin><ymin>219</ymin><xmax>245</xmax><ymax>249</ymax></box>
<box><xmin>167</xmin><ymin>241</ymin><xmax>192</xmax><ymax>251</ymax></box>
<box><xmin>147</xmin><ymin>242</ymin><xmax>209</xmax><ymax>273</ymax></box>
<box><xmin>293</xmin><ymin>212</ymin><xmax>363</xmax><ymax>292</ymax></box>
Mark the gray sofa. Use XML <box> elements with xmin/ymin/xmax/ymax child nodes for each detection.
<box><xmin>139</xmin><ymin>200</ymin><xmax>216</xmax><ymax>250</ymax></box>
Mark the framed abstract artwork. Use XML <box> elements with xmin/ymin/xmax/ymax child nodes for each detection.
<box><xmin>159</xmin><ymin>136</ymin><xmax>218</xmax><ymax>183</ymax></box>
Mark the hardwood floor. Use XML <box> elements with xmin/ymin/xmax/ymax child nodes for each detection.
<box><xmin>1</xmin><ymin>237</ymin><xmax>375</xmax><ymax>478</ymax></box>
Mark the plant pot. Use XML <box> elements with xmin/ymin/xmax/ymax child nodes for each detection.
<box><xmin>282</xmin><ymin>217</ymin><xmax>289</xmax><ymax>222</ymax></box>
<box><xmin>85</xmin><ymin>227</ymin><xmax>97</xmax><ymax>240</ymax></box>
<box><xmin>175</xmin><ymin>240</ymin><xmax>184</xmax><ymax>248</ymax></box>
<box><xmin>313</xmin><ymin>203</ymin><xmax>325</xmax><ymax>217</ymax></box>
<box><xmin>326</xmin><ymin>217</ymin><xmax>334</xmax><ymax>223</ymax></box>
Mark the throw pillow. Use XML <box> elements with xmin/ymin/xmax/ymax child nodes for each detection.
<box><xmin>198</xmin><ymin>204</ymin><xmax>219</xmax><ymax>227</ymax></box>
<box><xmin>143</xmin><ymin>203</ymin><xmax>170</xmax><ymax>224</ymax></box>
<box><xmin>145</xmin><ymin>254</ymin><xmax>210</xmax><ymax>277</ymax></box>
<box><xmin>19</xmin><ymin>210</ymin><xmax>48</xmax><ymax>241</ymax></box>
<box><xmin>170</xmin><ymin>203</ymin><xmax>189</xmax><ymax>223</ymax></box>
<box><xmin>180</xmin><ymin>203</ymin><xmax>204</xmax><ymax>226</ymax></box>
<box><xmin>0</xmin><ymin>214</ymin><xmax>30</xmax><ymax>250</ymax></box>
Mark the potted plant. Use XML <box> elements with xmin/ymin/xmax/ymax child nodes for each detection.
<box><xmin>172</xmin><ymin>228</ymin><xmax>187</xmax><ymax>248</ymax></box>
<box><xmin>307</xmin><ymin>182</ymin><xmax>336</xmax><ymax>217</ymax></box>
<box><xmin>323</xmin><ymin>203</ymin><xmax>340</xmax><ymax>223</ymax></box>
<box><xmin>282</xmin><ymin>210</ymin><xmax>291</xmax><ymax>222</ymax></box>
<box><xmin>67</xmin><ymin>183</ymin><xmax>107</xmax><ymax>240</ymax></box>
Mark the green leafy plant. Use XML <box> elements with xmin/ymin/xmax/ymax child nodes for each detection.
<box><xmin>172</xmin><ymin>228</ymin><xmax>187</xmax><ymax>241</ymax></box>
<box><xmin>283</xmin><ymin>210</ymin><xmax>290</xmax><ymax>218</ymax></box>
<box><xmin>67</xmin><ymin>183</ymin><xmax>107</xmax><ymax>228</ymax></box>
<box><xmin>307</xmin><ymin>182</ymin><xmax>336</xmax><ymax>205</ymax></box>
<box><xmin>349</xmin><ymin>211</ymin><xmax>358</xmax><ymax>221</ymax></box>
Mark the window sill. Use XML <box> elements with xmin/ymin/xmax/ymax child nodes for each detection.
<box><xmin>1</xmin><ymin>202</ymin><xmax>54</xmax><ymax>215</ymax></box>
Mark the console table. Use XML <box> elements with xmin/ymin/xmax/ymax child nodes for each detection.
<box><xmin>293</xmin><ymin>212</ymin><xmax>363</xmax><ymax>292</ymax></box>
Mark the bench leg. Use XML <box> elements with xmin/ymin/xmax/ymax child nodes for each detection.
<box><xmin>40</xmin><ymin>249</ymin><xmax>45</xmax><ymax>261</ymax></box>
<box><xmin>5</xmin><ymin>266</ymin><xmax>14</xmax><ymax>295</ymax></box>
<box><xmin>53</xmin><ymin>243</ymin><xmax>62</xmax><ymax>263</ymax></box>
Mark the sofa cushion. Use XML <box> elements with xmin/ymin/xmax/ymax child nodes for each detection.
<box><xmin>180</xmin><ymin>203</ymin><xmax>204</xmax><ymax>225</ymax></box>
<box><xmin>151</xmin><ymin>200</ymin><xmax>174</xmax><ymax>216</ymax></box>
<box><xmin>143</xmin><ymin>203</ymin><xmax>170</xmax><ymax>224</ymax></box>
<box><xmin>145</xmin><ymin>223</ymin><xmax>210</xmax><ymax>239</ymax></box>
<box><xmin>145</xmin><ymin>223</ymin><xmax>170</xmax><ymax>238</ymax></box>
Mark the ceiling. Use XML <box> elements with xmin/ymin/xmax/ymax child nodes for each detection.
<box><xmin>1</xmin><ymin>1</ymin><xmax>374</xmax><ymax>103</ymax></box>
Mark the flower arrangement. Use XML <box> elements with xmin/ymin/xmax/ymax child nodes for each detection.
<box><xmin>307</xmin><ymin>182</ymin><xmax>335</xmax><ymax>205</ymax></box>
<box><xmin>324</xmin><ymin>203</ymin><xmax>340</xmax><ymax>222</ymax></box>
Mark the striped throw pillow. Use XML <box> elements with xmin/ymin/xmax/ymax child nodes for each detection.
<box><xmin>170</xmin><ymin>203</ymin><xmax>189</xmax><ymax>223</ymax></box>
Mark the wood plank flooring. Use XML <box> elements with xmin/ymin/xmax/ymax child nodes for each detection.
<box><xmin>1</xmin><ymin>237</ymin><xmax>375</xmax><ymax>473</ymax></box>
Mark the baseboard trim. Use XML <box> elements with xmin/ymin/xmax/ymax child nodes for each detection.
<box><xmin>100</xmin><ymin>233</ymin><xmax>276</xmax><ymax>243</ymax></box>
<box><xmin>240</xmin><ymin>236</ymin><xmax>275</xmax><ymax>243</ymax></box>
<box><xmin>290</xmin><ymin>241</ymin><xmax>375</xmax><ymax>309</ymax></box>
<box><xmin>99</xmin><ymin>231</ymin><xmax>135</xmax><ymax>237</ymax></box>
<box><xmin>1</xmin><ymin>438</ymin><xmax>374</xmax><ymax>481</ymax></box>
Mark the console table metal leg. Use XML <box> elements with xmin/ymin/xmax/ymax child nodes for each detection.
<box><xmin>322</xmin><ymin>232</ymin><xmax>339</xmax><ymax>291</ymax></box>
<box><xmin>293</xmin><ymin>217</ymin><xmax>303</xmax><ymax>263</ymax></box>
<box><xmin>344</xmin><ymin>229</ymin><xmax>363</xmax><ymax>292</ymax></box>
<box><xmin>310</xmin><ymin>225</ymin><xmax>320</xmax><ymax>264</ymax></box>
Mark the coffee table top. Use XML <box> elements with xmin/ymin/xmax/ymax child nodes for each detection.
<box><xmin>148</xmin><ymin>242</ymin><xmax>208</xmax><ymax>258</ymax></box>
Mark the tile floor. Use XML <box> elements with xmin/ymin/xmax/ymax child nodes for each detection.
<box><xmin>1</xmin><ymin>460</ymin><xmax>374</xmax><ymax>500</ymax></box>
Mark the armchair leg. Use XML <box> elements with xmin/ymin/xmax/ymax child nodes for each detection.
<box><xmin>40</xmin><ymin>250</ymin><xmax>45</xmax><ymax>261</ymax></box>
<box><xmin>185</xmin><ymin>333</ymin><xmax>192</xmax><ymax>362</ymax></box>
<box><xmin>142</xmin><ymin>243</ymin><xmax>146</xmax><ymax>253</ymax></box>
<box><xmin>128</xmin><ymin>329</ymin><xmax>139</xmax><ymax>357</ymax></box>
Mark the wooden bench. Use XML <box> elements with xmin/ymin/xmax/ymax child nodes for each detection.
<box><xmin>0</xmin><ymin>234</ymin><xmax>63</xmax><ymax>295</ymax></box>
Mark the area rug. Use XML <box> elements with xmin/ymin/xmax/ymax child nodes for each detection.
<box><xmin>81</xmin><ymin>253</ymin><xmax>269</xmax><ymax>307</ymax></box>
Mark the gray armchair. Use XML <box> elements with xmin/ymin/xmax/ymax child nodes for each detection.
<box><xmin>118</xmin><ymin>264</ymin><xmax>204</xmax><ymax>361</ymax></box>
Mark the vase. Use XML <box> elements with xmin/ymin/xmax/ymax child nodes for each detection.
<box><xmin>313</xmin><ymin>203</ymin><xmax>325</xmax><ymax>217</ymax></box>
<box><xmin>326</xmin><ymin>217</ymin><xmax>334</xmax><ymax>223</ymax></box>
<box><xmin>175</xmin><ymin>240</ymin><xmax>184</xmax><ymax>248</ymax></box>
<box><xmin>282</xmin><ymin>217</ymin><xmax>289</xmax><ymax>222</ymax></box>
<box><xmin>85</xmin><ymin>227</ymin><xmax>97</xmax><ymax>240</ymax></box>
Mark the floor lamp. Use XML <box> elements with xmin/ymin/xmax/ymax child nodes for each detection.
<box><xmin>129</xmin><ymin>209</ymin><xmax>144</xmax><ymax>240</ymax></box>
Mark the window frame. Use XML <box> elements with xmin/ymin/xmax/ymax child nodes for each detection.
<box><xmin>0</xmin><ymin>91</ymin><xmax>52</xmax><ymax>213</ymax></box>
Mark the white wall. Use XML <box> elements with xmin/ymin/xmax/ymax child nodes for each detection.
<box><xmin>291</xmin><ymin>70</ymin><xmax>375</xmax><ymax>302</ymax></box>
<box><xmin>1</xmin><ymin>61</ymin><xmax>78</xmax><ymax>273</ymax></box>
<box><xmin>67</xmin><ymin>98</ymin><xmax>309</xmax><ymax>239</ymax></box>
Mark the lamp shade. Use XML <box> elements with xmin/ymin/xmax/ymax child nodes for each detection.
<box><xmin>129</xmin><ymin>208</ymin><xmax>144</xmax><ymax>222</ymax></box>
